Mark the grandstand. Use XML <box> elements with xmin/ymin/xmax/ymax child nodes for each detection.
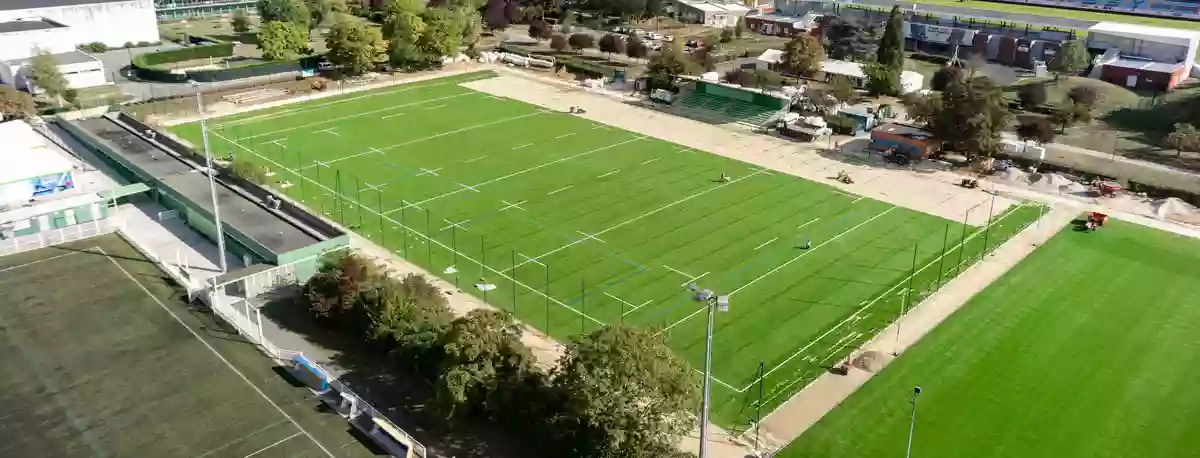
<box><xmin>986</xmin><ymin>0</ymin><xmax>1200</xmax><ymax>21</ymax></box>
<box><xmin>674</xmin><ymin>78</ymin><xmax>789</xmax><ymax>128</ymax></box>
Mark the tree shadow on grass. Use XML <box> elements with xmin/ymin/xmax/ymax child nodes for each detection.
<box><xmin>259</xmin><ymin>294</ymin><xmax>543</xmax><ymax>458</ymax></box>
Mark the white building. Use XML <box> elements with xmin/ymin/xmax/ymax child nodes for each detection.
<box><xmin>676</xmin><ymin>0</ymin><xmax>752</xmax><ymax>28</ymax></box>
<box><xmin>0</xmin><ymin>0</ymin><xmax>157</xmax><ymax>91</ymax></box>
<box><xmin>1085</xmin><ymin>22</ymin><xmax>1200</xmax><ymax>77</ymax></box>
<box><xmin>0</xmin><ymin>0</ymin><xmax>158</xmax><ymax>49</ymax></box>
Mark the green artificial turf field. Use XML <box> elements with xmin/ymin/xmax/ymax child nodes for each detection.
<box><xmin>170</xmin><ymin>71</ymin><xmax>1043</xmax><ymax>428</ymax></box>
<box><xmin>779</xmin><ymin>220</ymin><xmax>1200</xmax><ymax>458</ymax></box>
<box><xmin>0</xmin><ymin>235</ymin><xmax>376</xmax><ymax>458</ymax></box>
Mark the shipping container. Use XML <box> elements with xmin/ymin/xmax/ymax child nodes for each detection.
<box><xmin>997</xmin><ymin>36</ymin><xmax>1018</xmax><ymax>66</ymax></box>
<box><xmin>972</xmin><ymin>33</ymin><xmax>990</xmax><ymax>59</ymax></box>
<box><xmin>1016</xmin><ymin>38</ymin><xmax>1036</xmax><ymax>69</ymax></box>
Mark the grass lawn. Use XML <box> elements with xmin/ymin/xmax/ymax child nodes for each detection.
<box><xmin>904</xmin><ymin>0</ymin><xmax>1200</xmax><ymax>30</ymax></box>
<box><xmin>0</xmin><ymin>234</ymin><xmax>375</xmax><ymax>458</ymax></box>
<box><xmin>779</xmin><ymin>220</ymin><xmax>1200</xmax><ymax>458</ymax></box>
<box><xmin>168</xmin><ymin>71</ymin><xmax>1043</xmax><ymax>429</ymax></box>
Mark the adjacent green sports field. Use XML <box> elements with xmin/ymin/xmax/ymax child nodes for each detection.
<box><xmin>779</xmin><ymin>220</ymin><xmax>1200</xmax><ymax>457</ymax></box>
<box><xmin>170</xmin><ymin>72</ymin><xmax>1043</xmax><ymax>428</ymax></box>
<box><xmin>904</xmin><ymin>0</ymin><xmax>1200</xmax><ymax>30</ymax></box>
<box><xmin>0</xmin><ymin>235</ymin><xmax>376</xmax><ymax>458</ymax></box>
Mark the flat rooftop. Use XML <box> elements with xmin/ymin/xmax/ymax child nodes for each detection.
<box><xmin>0</xmin><ymin>0</ymin><xmax>131</xmax><ymax>11</ymax></box>
<box><xmin>72</xmin><ymin>117</ymin><xmax>326</xmax><ymax>254</ymax></box>
<box><xmin>0</xmin><ymin>18</ymin><xmax>63</xmax><ymax>33</ymax></box>
<box><xmin>839</xmin><ymin>0</ymin><xmax>1101</xmax><ymax>30</ymax></box>
<box><xmin>5</xmin><ymin>50</ymin><xmax>98</xmax><ymax>66</ymax></box>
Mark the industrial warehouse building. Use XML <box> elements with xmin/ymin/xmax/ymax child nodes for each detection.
<box><xmin>0</xmin><ymin>0</ymin><xmax>158</xmax><ymax>91</ymax></box>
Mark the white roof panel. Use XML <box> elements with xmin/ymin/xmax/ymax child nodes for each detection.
<box><xmin>1089</xmin><ymin>22</ymin><xmax>1200</xmax><ymax>40</ymax></box>
<box><xmin>0</xmin><ymin>121</ymin><xmax>73</xmax><ymax>184</ymax></box>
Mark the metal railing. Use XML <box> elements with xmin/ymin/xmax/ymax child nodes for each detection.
<box><xmin>201</xmin><ymin>253</ymin><xmax>427</xmax><ymax>458</ymax></box>
<box><xmin>0</xmin><ymin>218</ymin><xmax>117</xmax><ymax>257</ymax></box>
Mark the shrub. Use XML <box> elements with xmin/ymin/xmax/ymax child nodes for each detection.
<box><xmin>123</xmin><ymin>42</ymin><xmax>135</xmax><ymax>49</ymax></box>
<box><xmin>229</xmin><ymin>157</ymin><xmax>270</xmax><ymax>184</ymax></box>
<box><xmin>133</xmin><ymin>43</ymin><xmax>234</xmax><ymax>68</ymax></box>
<box><xmin>1068</xmin><ymin>85</ymin><xmax>1099</xmax><ymax>109</ymax></box>
<box><xmin>79</xmin><ymin>42</ymin><xmax>107</xmax><ymax>53</ymax></box>
<box><xmin>824</xmin><ymin>114</ymin><xmax>858</xmax><ymax>135</ymax></box>
<box><xmin>930</xmin><ymin>66</ymin><xmax>963</xmax><ymax>91</ymax></box>
<box><xmin>1017</xmin><ymin>83</ymin><xmax>1048</xmax><ymax>110</ymax></box>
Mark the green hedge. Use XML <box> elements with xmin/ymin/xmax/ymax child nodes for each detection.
<box><xmin>133</xmin><ymin>43</ymin><xmax>234</xmax><ymax>69</ymax></box>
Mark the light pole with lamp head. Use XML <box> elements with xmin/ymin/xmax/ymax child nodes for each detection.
<box><xmin>906</xmin><ymin>385</ymin><xmax>922</xmax><ymax>458</ymax></box>
<box><xmin>687</xmin><ymin>283</ymin><xmax>729</xmax><ymax>458</ymax></box>
<box><xmin>191</xmin><ymin>80</ymin><xmax>228</xmax><ymax>273</ymax></box>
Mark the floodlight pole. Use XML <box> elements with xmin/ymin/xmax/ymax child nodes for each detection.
<box><xmin>699</xmin><ymin>296</ymin><xmax>716</xmax><ymax>458</ymax></box>
<box><xmin>906</xmin><ymin>386</ymin><xmax>923</xmax><ymax>458</ymax></box>
<box><xmin>193</xmin><ymin>81</ymin><xmax>228</xmax><ymax>273</ymax></box>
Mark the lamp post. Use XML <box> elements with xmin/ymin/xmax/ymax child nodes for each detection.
<box><xmin>906</xmin><ymin>385</ymin><xmax>922</xmax><ymax>458</ymax></box>
<box><xmin>191</xmin><ymin>80</ymin><xmax>228</xmax><ymax>273</ymax></box>
<box><xmin>687</xmin><ymin>283</ymin><xmax>729</xmax><ymax>458</ymax></box>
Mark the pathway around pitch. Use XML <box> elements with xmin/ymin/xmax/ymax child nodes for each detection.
<box><xmin>754</xmin><ymin>207</ymin><xmax>1076</xmax><ymax>451</ymax></box>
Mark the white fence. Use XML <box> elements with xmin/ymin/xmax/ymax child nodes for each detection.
<box><xmin>202</xmin><ymin>254</ymin><xmax>428</xmax><ymax>458</ymax></box>
<box><xmin>0</xmin><ymin>218</ymin><xmax>117</xmax><ymax>257</ymax></box>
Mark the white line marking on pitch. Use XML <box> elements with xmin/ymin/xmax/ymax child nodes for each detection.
<box><xmin>359</xmin><ymin>183</ymin><xmax>385</xmax><ymax>193</ymax></box>
<box><xmin>265</xmin><ymin>139</ymin><xmax>286</xmax><ymax>148</ymax></box>
<box><xmin>606</xmin><ymin>292</ymin><xmax>654</xmax><ymax>316</ymax></box>
<box><xmin>499</xmin><ymin>200</ymin><xmax>527</xmax><ymax>211</ymax></box>
<box><xmin>314</xmin><ymin>127</ymin><xmax>339</xmax><ymax>137</ymax></box>
<box><xmin>518</xmin><ymin>253</ymin><xmax>545</xmax><ymax>267</ymax></box>
<box><xmin>381</xmin><ymin>112</ymin><xmax>406</xmax><ymax>120</ymax></box>
<box><xmin>831</xmin><ymin>190</ymin><xmax>854</xmax><ymax>198</ymax></box>
<box><xmin>576</xmin><ymin>231</ymin><xmax>606</xmax><ymax>243</ymax></box>
<box><xmin>464</xmin><ymin>155</ymin><xmax>488</xmax><ymax>163</ymax></box>
<box><xmin>515</xmin><ymin>171</ymin><xmax>765</xmax><ymax>270</ymax></box>
<box><xmin>753</xmin><ymin>237</ymin><xmax>778</xmax><ymax>251</ymax></box>
<box><xmin>209</xmin><ymin>129</ymin><xmax>606</xmax><ymax>326</ymax></box>
<box><xmin>661</xmin><ymin>264</ymin><xmax>694</xmax><ymax>279</ymax></box>
<box><xmin>241</xmin><ymin>92</ymin><xmax>476</xmax><ymax>138</ymax></box>
<box><xmin>797</xmin><ymin>217</ymin><xmax>820</xmax><ymax>230</ymax></box>
<box><xmin>596</xmin><ymin>170</ymin><xmax>620</xmax><ymax>179</ymax></box>
<box><xmin>440</xmin><ymin>219</ymin><xmax>471</xmax><ymax>232</ymax></box>
<box><xmin>736</xmin><ymin>204</ymin><xmax>1029</xmax><ymax>393</ymax></box>
<box><xmin>852</xmin><ymin>196</ymin><xmax>866</xmax><ymax>203</ymax></box>
<box><xmin>98</xmin><ymin>249</ymin><xmax>335</xmax><ymax>457</ymax></box>
<box><xmin>547</xmin><ymin>185</ymin><xmax>574</xmax><ymax>195</ymax></box>
<box><xmin>680</xmin><ymin>271</ymin><xmax>709</xmax><ymax>287</ymax></box>
<box><xmin>658</xmin><ymin>208</ymin><xmax>896</xmax><ymax>337</ymax></box>
<box><xmin>555</xmin><ymin>132</ymin><xmax>576</xmax><ymax>139</ymax></box>
<box><xmin>399</xmin><ymin>200</ymin><xmax>423</xmax><ymax>212</ymax></box>
<box><xmin>416</xmin><ymin>167</ymin><xmax>442</xmax><ymax>177</ymax></box>
<box><xmin>640</xmin><ymin>157</ymin><xmax>660</xmax><ymax>165</ymax></box>
<box><xmin>242</xmin><ymin>432</ymin><xmax>302</xmax><ymax>458</ymax></box>
<box><xmin>382</xmin><ymin>137</ymin><xmax>643</xmax><ymax>214</ymax></box>
<box><xmin>458</xmin><ymin>182</ymin><xmax>480</xmax><ymax>193</ymax></box>
<box><xmin>324</xmin><ymin>111</ymin><xmax>551</xmax><ymax>166</ymax></box>
<box><xmin>591</xmin><ymin>124</ymin><xmax>609</xmax><ymax>129</ymax></box>
<box><xmin>423</xmin><ymin>104</ymin><xmax>447</xmax><ymax>110</ymax></box>
<box><xmin>311</xmin><ymin>160</ymin><xmax>330</xmax><ymax>168</ymax></box>
<box><xmin>0</xmin><ymin>250</ymin><xmax>87</xmax><ymax>274</ymax></box>
<box><xmin>512</xmin><ymin>143</ymin><xmax>534</xmax><ymax>150</ymax></box>
<box><xmin>369</xmin><ymin>147</ymin><xmax>386</xmax><ymax>155</ymax></box>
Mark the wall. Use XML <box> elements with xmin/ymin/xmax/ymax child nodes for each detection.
<box><xmin>1087</xmin><ymin>31</ymin><xmax>1189</xmax><ymax>63</ymax></box>
<box><xmin>1</xmin><ymin>200</ymin><xmax>108</xmax><ymax>239</ymax></box>
<box><xmin>0</xmin><ymin>0</ymin><xmax>158</xmax><ymax>48</ymax></box>
<box><xmin>1099</xmin><ymin>65</ymin><xmax>1173</xmax><ymax>91</ymax></box>
<box><xmin>5</xmin><ymin>58</ymin><xmax>107</xmax><ymax>91</ymax></box>
<box><xmin>0</xmin><ymin>24</ymin><xmax>74</xmax><ymax>61</ymax></box>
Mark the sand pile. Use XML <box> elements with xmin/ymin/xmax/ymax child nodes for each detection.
<box><xmin>1152</xmin><ymin>197</ymin><xmax>1200</xmax><ymax>226</ymax></box>
<box><xmin>1025</xmin><ymin>172</ymin><xmax>1088</xmax><ymax>194</ymax></box>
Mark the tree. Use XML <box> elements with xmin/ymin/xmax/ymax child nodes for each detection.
<box><xmin>550</xmin><ymin>33</ymin><xmax>569</xmax><ymax>52</ymax></box>
<box><xmin>306</xmin><ymin>0</ymin><xmax>333</xmax><ymax>30</ymax></box>
<box><xmin>719</xmin><ymin>27</ymin><xmax>734</xmax><ymax>43</ymax></box>
<box><xmin>456</xmin><ymin>7</ymin><xmax>482</xmax><ymax>49</ymax></box>
<box><xmin>385</xmin><ymin>9</ymin><xmax>426</xmax><ymax>66</ymax></box>
<box><xmin>568</xmin><ymin>32</ymin><xmax>594</xmax><ymax>52</ymax></box>
<box><xmin>598</xmin><ymin>33</ymin><xmax>618</xmax><ymax>56</ymax></box>
<box><xmin>326</xmin><ymin>16</ymin><xmax>381</xmax><ymax>75</ymax></box>
<box><xmin>232</xmin><ymin>8</ymin><xmax>252</xmax><ymax>33</ymax></box>
<box><xmin>863</xmin><ymin>61</ymin><xmax>900</xmax><ymax>96</ymax></box>
<box><xmin>1017</xmin><ymin>117</ymin><xmax>1056</xmax><ymax>144</ymax></box>
<box><xmin>734</xmin><ymin>16</ymin><xmax>745</xmax><ymax>39</ymax></box>
<box><xmin>967</xmin><ymin>52</ymin><xmax>987</xmax><ymax>78</ymax></box>
<box><xmin>625</xmin><ymin>35</ymin><xmax>647</xmax><ymax>61</ymax></box>
<box><xmin>805</xmin><ymin>88</ymin><xmax>839</xmax><ymax>113</ymax></box>
<box><xmin>1049</xmin><ymin>40</ymin><xmax>1089</xmax><ymax>80</ymax></box>
<box><xmin>724</xmin><ymin>68</ymin><xmax>756</xmax><ymax>87</ymax></box>
<box><xmin>528</xmin><ymin>18</ymin><xmax>551</xmax><ymax>40</ymax></box>
<box><xmin>899</xmin><ymin>91</ymin><xmax>940</xmax><ymax>126</ymax></box>
<box><xmin>1017</xmin><ymin>82</ymin><xmax>1048</xmax><ymax>110</ymax></box>
<box><xmin>689</xmin><ymin>46</ymin><xmax>716</xmax><ymax>72</ymax></box>
<box><xmin>359</xmin><ymin>274</ymin><xmax>454</xmax><ymax>371</ymax></box>
<box><xmin>435</xmin><ymin>310</ymin><xmax>535</xmax><ymax>418</ymax></box>
<box><xmin>829</xmin><ymin>74</ymin><xmax>855</xmax><ymax>105</ymax></box>
<box><xmin>485</xmin><ymin>0</ymin><xmax>509</xmax><ymax>30</ymax></box>
<box><xmin>1068</xmin><ymin>85</ymin><xmax>1099</xmax><ymax>109</ymax></box>
<box><xmin>417</xmin><ymin>7</ymin><xmax>465</xmax><ymax>59</ymax></box>
<box><xmin>754</xmin><ymin>69</ymin><xmax>784</xmax><ymax>89</ymax></box>
<box><xmin>877</xmin><ymin>5</ymin><xmax>905</xmax><ymax>70</ymax></box>
<box><xmin>559</xmin><ymin>9</ymin><xmax>575</xmax><ymax>32</ymax></box>
<box><xmin>28</xmin><ymin>51</ymin><xmax>68</xmax><ymax>105</ymax></box>
<box><xmin>257</xmin><ymin>20</ymin><xmax>309</xmax><ymax>60</ymax></box>
<box><xmin>781</xmin><ymin>34</ymin><xmax>823</xmax><ymax>77</ymax></box>
<box><xmin>645</xmin><ymin>42</ymin><xmax>686</xmax><ymax>90</ymax></box>
<box><xmin>931</xmin><ymin>77</ymin><xmax>1011</xmax><ymax>156</ymax></box>
<box><xmin>505</xmin><ymin>0</ymin><xmax>523</xmax><ymax>24</ymax></box>
<box><xmin>551</xmin><ymin>326</ymin><xmax>698</xmax><ymax>458</ymax></box>
<box><xmin>818</xmin><ymin>16</ymin><xmax>877</xmax><ymax>61</ymax></box>
<box><xmin>1164</xmin><ymin>122</ymin><xmax>1200</xmax><ymax>157</ymax></box>
<box><xmin>0</xmin><ymin>85</ymin><xmax>35</xmax><ymax>121</ymax></box>
<box><xmin>304</xmin><ymin>251</ymin><xmax>382</xmax><ymax>327</ymax></box>
<box><xmin>257</xmin><ymin>0</ymin><xmax>310</xmax><ymax>27</ymax></box>
<box><xmin>930</xmin><ymin>66</ymin><xmax>963</xmax><ymax>91</ymax></box>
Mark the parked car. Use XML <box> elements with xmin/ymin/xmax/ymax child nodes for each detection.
<box><xmin>649</xmin><ymin>42</ymin><xmax>663</xmax><ymax>51</ymax></box>
<box><xmin>646</xmin><ymin>32</ymin><xmax>662</xmax><ymax>40</ymax></box>
<box><xmin>662</xmin><ymin>35</ymin><xmax>675</xmax><ymax>42</ymax></box>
